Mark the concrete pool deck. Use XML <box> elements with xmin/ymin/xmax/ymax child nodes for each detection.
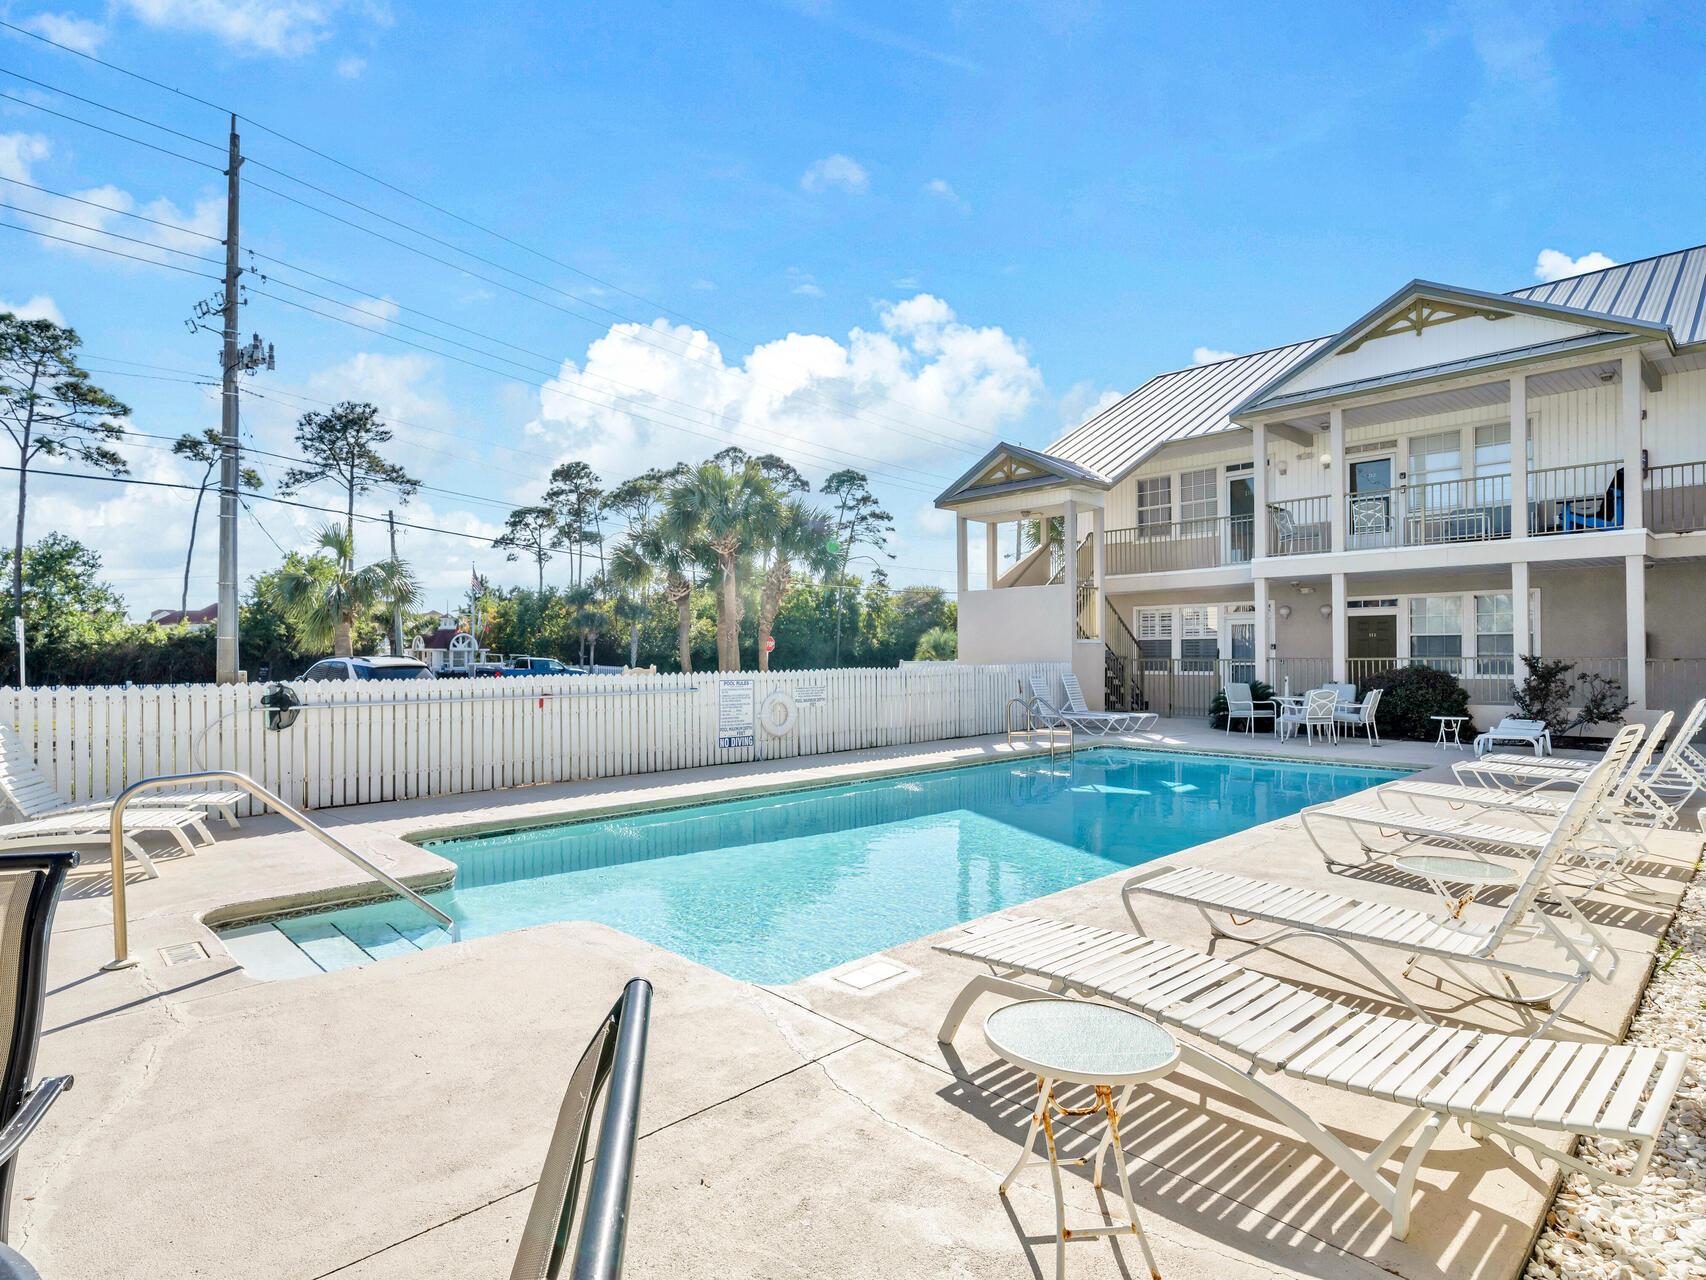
<box><xmin>14</xmin><ymin>721</ymin><xmax>1697</xmax><ymax>1279</ymax></box>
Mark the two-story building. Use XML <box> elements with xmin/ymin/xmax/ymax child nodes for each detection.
<box><xmin>938</xmin><ymin>246</ymin><xmax>1706</xmax><ymax>725</ymax></box>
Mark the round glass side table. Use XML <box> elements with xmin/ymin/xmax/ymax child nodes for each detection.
<box><xmin>984</xmin><ymin>999</ymin><xmax>1179</xmax><ymax>1280</ymax></box>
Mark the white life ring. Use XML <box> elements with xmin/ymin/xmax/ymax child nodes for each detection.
<box><xmin>758</xmin><ymin>689</ymin><xmax>799</xmax><ymax>737</ymax></box>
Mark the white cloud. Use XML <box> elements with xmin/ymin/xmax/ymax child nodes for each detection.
<box><xmin>688</xmin><ymin>278</ymin><xmax>716</xmax><ymax>292</ymax></box>
<box><xmin>348</xmin><ymin>295</ymin><xmax>400</xmax><ymax>327</ymax></box>
<box><xmin>891</xmin><ymin>275</ymin><xmax>919</xmax><ymax>289</ymax></box>
<box><xmin>787</xmin><ymin>268</ymin><xmax>824</xmax><ymax>297</ymax></box>
<box><xmin>800</xmin><ymin>153</ymin><xmax>869</xmax><ymax>194</ymax></box>
<box><xmin>0</xmin><ymin>133</ymin><xmax>50</xmax><ymax>183</ymax></box>
<box><xmin>117</xmin><ymin>0</ymin><xmax>386</xmax><ymax>58</ymax></box>
<box><xmin>522</xmin><ymin>293</ymin><xmax>1042</xmax><ymax>491</ymax></box>
<box><xmin>0</xmin><ymin>294</ymin><xmax>64</xmax><ymax>324</ymax></box>
<box><xmin>1056</xmin><ymin>380</ymin><xmax>1124</xmax><ymax>430</ymax></box>
<box><xmin>1533</xmin><ymin>249</ymin><xmax>1617</xmax><ymax>283</ymax></box>
<box><xmin>922</xmin><ymin>178</ymin><xmax>968</xmax><ymax>213</ymax></box>
<box><xmin>21</xmin><ymin>11</ymin><xmax>107</xmax><ymax>53</ymax></box>
<box><xmin>336</xmin><ymin>54</ymin><xmax>365</xmax><ymax>78</ymax></box>
<box><xmin>1192</xmin><ymin>346</ymin><xmax>1237</xmax><ymax>365</ymax></box>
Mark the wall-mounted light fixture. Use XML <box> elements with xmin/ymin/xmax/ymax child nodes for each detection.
<box><xmin>1319</xmin><ymin>604</ymin><xmax>1333</xmax><ymax>618</ymax></box>
<box><xmin>1319</xmin><ymin>452</ymin><xmax>1332</xmax><ymax>467</ymax></box>
<box><xmin>1277</xmin><ymin>604</ymin><xmax>1292</xmax><ymax>620</ymax></box>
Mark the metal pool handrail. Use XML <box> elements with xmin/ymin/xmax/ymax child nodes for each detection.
<box><xmin>510</xmin><ymin>977</ymin><xmax>652</xmax><ymax>1280</ymax></box>
<box><xmin>103</xmin><ymin>769</ymin><xmax>455</xmax><ymax>971</ymax></box>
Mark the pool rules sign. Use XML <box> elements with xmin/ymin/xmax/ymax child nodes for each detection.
<box><xmin>717</xmin><ymin>678</ymin><xmax>756</xmax><ymax>750</ymax></box>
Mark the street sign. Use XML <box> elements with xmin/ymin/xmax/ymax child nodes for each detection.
<box><xmin>765</xmin><ymin>636</ymin><xmax>775</xmax><ymax>653</ymax></box>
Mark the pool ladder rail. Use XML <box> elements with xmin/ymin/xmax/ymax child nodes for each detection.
<box><xmin>102</xmin><ymin>769</ymin><xmax>456</xmax><ymax>972</ymax></box>
<box><xmin>1005</xmin><ymin>697</ymin><xmax>1077</xmax><ymax>760</ymax></box>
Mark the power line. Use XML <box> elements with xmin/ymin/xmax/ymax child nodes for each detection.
<box><xmin>0</xmin><ymin>217</ymin><xmax>222</xmax><ymax>277</ymax></box>
<box><xmin>0</xmin><ymin>88</ymin><xmax>221</xmax><ymax>171</ymax></box>
<box><xmin>0</xmin><ymin>173</ymin><xmax>223</xmax><ymax>241</ymax></box>
<box><xmin>0</xmin><ymin>198</ymin><xmax>225</xmax><ymax>267</ymax></box>
<box><xmin>0</xmin><ymin>63</ymin><xmax>224</xmax><ymax>154</ymax></box>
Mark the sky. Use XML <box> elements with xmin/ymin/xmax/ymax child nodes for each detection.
<box><xmin>0</xmin><ymin>1</ymin><xmax>1703</xmax><ymax>617</ymax></box>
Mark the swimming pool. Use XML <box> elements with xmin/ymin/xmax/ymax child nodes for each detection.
<box><xmin>220</xmin><ymin>748</ymin><xmax>1407</xmax><ymax>984</ymax></box>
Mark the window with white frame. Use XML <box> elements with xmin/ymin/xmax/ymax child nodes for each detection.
<box><xmin>1179</xmin><ymin>468</ymin><xmax>1217</xmax><ymax>524</ymax></box>
<box><xmin>1136</xmin><ymin>477</ymin><xmax>1171</xmax><ymax>530</ymax></box>
<box><xmin>1474</xmin><ymin>423</ymin><xmax>1511</xmax><ymax>476</ymax></box>
<box><xmin>1408</xmin><ymin>430</ymin><xmax>1462</xmax><ymax>491</ymax></box>
<box><xmin>1136</xmin><ymin>608</ymin><xmax>1172</xmax><ymax>663</ymax></box>
<box><xmin>1180</xmin><ymin>605</ymin><xmax>1220</xmax><ymax>671</ymax></box>
<box><xmin>1475</xmin><ymin>593</ymin><xmax>1515</xmax><ymax>676</ymax></box>
<box><xmin>1408</xmin><ymin>595</ymin><xmax>1463</xmax><ymax>664</ymax></box>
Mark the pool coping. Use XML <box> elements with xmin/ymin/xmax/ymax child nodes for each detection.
<box><xmin>200</xmin><ymin>737</ymin><xmax>1419</xmax><ymax>943</ymax></box>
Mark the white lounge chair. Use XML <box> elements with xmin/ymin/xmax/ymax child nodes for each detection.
<box><xmin>0</xmin><ymin>808</ymin><xmax>212</xmax><ymax>878</ymax></box>
<box><xmin>0</xmin><ymin>724</ymin><xmax>247</xmax><ymax>830</ymax></box>
<box><xmin>1124</xmin><ymin>752</ymin><xmax>1623</xmax><ymax>1032</ymax></box>
<box><xmin>1221</xmin><ymin>682</ymin><xmax>1276</xmax><ymax>735</ymax></box>
<box><xmin>935</xmin><ymin>916</ymin><xmax>1686</xmax><ymax>1242</ymax></box>
<box><xmin>1059</xmin><ymin>673</ymin><xmax>1157</xmax><ymax>733</ymax></box>
<box><xmin>1024</xmin><ymin>676</ymin><xmax>1148</xmax><ymax>738</ymax></box>
<box><xmin>1279</xmin><ymin>688</ymin><xmax>1338</xmax><ymax>744</ymax></box>
<box><xmin>1474</xmin><ymin>718</ymin><xmax>1551</xmax><ymax>757</ymax></box>
<box><xmin>1460</xmin><ymin>700</ymin><xmax>1706</xmax><ymax>804</ymax></box>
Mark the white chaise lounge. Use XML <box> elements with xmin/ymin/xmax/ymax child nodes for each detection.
<box><xmin>1122</xmin><ymin>751</ymin><xmax>1622</xmax><ymax>1033</ymax></box>
<box><xmin>0</xmin><ymin>809</ymin><xmax>211</xmax><ymax>878</ymax></box>
<box><xmin>0</xmin><ymin>724</ymin><xmax>248</xmax><ymax>830</ymax></box>
<box><xmin>1025</xmin><ymin>676</ymin><xmax>1152</xmax><ymax>738</ymax></box>
<box><xmin>935</xmin><ymin>915</ymin><xmax>1686</xmax><ymax>1242</ymax></box>
<box><xmin>1474</xmin><ymin>718</ymin><xmax>1551</xmax><ymax>757</ymax></box>
<box><xmin>1459</xmin><ymin>700</ymin><xmax>1706</xmax><ymax>804</ymax></box>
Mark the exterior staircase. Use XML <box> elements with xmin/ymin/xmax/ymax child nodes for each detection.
<box><xmin>219</xmin><ymin>917</ymin><xmax>455</xmax><ymax>980</ymax></box>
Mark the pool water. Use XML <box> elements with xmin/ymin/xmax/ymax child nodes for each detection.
<box><xmin>249</xmin><ymin>749</ymin><xmax>1405</xmax><ymax>984</ymax></box>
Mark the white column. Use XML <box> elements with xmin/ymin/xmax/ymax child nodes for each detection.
<box><xmin>1254</xmin><ymin>576</ymin><xmax>1270</xmax><ymax>684</ymax></box>
<box><xmin>984</xmin><ymin>521</ymin><xmax>999</xmax><ymax>589</ymax></box>
<box><xmin>1091</xmin><ymin>505</ymin><xmax>1107</xmax><ymax>640</ymax></box>
<box><xmin>1625</xmin><ymin>555</ymin><xmax>1647</xmax><ymax>713</ymax></box>
<box><xmin>1510</xmin><ymin>375</ymin><xmax>1530</xmax><ymax>540</ymax></box>
<box><xmin>1330</xmin><ymin>572</ymin><xmax>1347</xmax><ymax>682</ymax></box>
<box><xmin>1621</xmin><ymin>352</ymin><xmax>1645</xmax><ymax>530</ymax></box>
<box><xmin>1511</xmin><ymin>559</ymin><xmax>1531</xmax><ymax>662</ymax></box>
<box><xmin>1252</xmin><ymin>421</ymin><xmax>1270</xmax><ymax>560</ymax></box>
<box><xmin>1328</xmin><ymin>407</ymin><xmax>1347</xmax><ymax>553</ymax></box>
<box><xmin>1062</xmin><ymin>499</ymin><xmax>1080</xmax><ymax>616</ymax></box>
<box><xmin>955</xmin><ymin>515</ymin><xmax>969</xmax><ymax>594</ymax></box>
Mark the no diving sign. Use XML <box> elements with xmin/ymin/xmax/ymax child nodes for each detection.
<box><xmin>717</xmin><ymin>678</ymin><xmax>756</xmax><ymax>749</ymax></box>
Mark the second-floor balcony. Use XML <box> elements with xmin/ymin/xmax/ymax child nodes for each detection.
<box><xmin>1265</xmin><ymin>458</ymin><xmax>1706</xmax><ymax>556</ymax></box>
<box><xmin>1104</xmin><ymin>515</ymin><xmax>1254</xmax><ymax>574</ymax></box>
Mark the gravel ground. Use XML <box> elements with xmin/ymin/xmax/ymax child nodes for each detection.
<box><xmin>1524</xmin><ymin>855</ymin><xmax>1706</xmax><ymax>1280</ymax></box>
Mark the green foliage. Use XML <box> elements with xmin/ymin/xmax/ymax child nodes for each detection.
<box><xmin>277</xmin><ymin>402</ymin><xmax>419</xmax><ymax>565</ymax></box>
<box><xmin>1510</xmin><ymin>655</ymin><xmax>1632</xmax><ymax>736</ymax></box>
<box><xmin>1363</xmin><ymin>664</ymin><xmax>1472</xmax><ymax>741</ymax></box>
<box><xmin>271</xmin><ymin>524</ymin><xmax>422</xmax><ymax>658</ymax></box>
<box><xmin>914</xmin><ymin>627</ymin><xmax>956</xmax><ymax>661</ymax></box>
<box><xmin>1209</xmin><ymin>679</ymin><xmax>1276</xmax><ymax>731</ymax></box>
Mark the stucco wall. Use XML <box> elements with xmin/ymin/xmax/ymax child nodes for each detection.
<box><xmin>957</xmin><ymin>585</ymin><xmax>1076</xmax><ymax>667</ymax></box>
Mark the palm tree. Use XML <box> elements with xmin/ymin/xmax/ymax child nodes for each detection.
<box><xmin>275</xmin><ymin>523</ymin><xmax>421</xmax><ymax>658</ymax></box>
<box><xmin>564</xmin><ymin>581</ymin><xmax>602</xmax><ymax>667</ymax></box>
<box><xmin>750</xmin><ymin>498</ymin><xmax>834</xmax><ymax>672</ymax></box>
<box><xmin>662</xmin><ymin>461</ymin><xmax>765</xmax><ymax>671</ymax></box>
<box><xmin>615</xmin><ymin>524</ymin><xmax>700</xmax><ymax>673</ymax></box>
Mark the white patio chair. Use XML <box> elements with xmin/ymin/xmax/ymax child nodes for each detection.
<box><xmin>935</xmin><ymin>911</ymin><xmax>1686</xmax><ymax>1243</ymax></box>
<box><xmin>1221</xmin><ymin>682</ymin><xmax>1276</xmax><ymax>735</ymax></box>
<box><xmin>1334</xmin><ymin>687</ymin><xmax>1383</xmax><ymax>744</ymax></box>
<box><xmin>1474</xmin><ymin>718</ymin><xmax>1551</xmax><ymax>757</ymax></box>
<box><xmin>1279</xmin><ymin>688</ymin><xmax>1338</xmax><ymax>744</ymax></box>
<box><xmin>1126</xmin><ymin>745</ymin><xmax>1627</xmax><ymax>1032</ymax></box>
<box><xmin>0</xmin><ymin>724</ymin><xmax>247</xmax><ymax>831</ymax></box>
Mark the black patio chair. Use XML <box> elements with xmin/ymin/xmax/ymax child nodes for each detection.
<box><xmin>0</xmin><ymin>851</ymin><xmax>76</xmax><ymax>1264</ymax></box>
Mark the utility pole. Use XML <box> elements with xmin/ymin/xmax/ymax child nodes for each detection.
<box><xmin>387</xmin><ymin>510</ymin><xmax>404</xmax><ymax>657</ymax></box>
<box><xmin>215</xmin><ymin>114</ymin><xmax>243</xmax><ymax>684</ymax></box>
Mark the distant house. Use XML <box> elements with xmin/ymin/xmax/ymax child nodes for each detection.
<box><xmin>407</xmin><ymin>626</ymin><xmax>480</xmax><ymax>674</ymax></box>
<box><xmin>148</xmin><ymin>604</ymin><xmax>218</xmax><ymax>630</ymax></box>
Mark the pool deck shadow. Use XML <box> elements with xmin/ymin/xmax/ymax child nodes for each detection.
<box><xmin>13</xmin><ymin>726</ymin><xmax>1696</xmax><ymax>1280</ymax></box>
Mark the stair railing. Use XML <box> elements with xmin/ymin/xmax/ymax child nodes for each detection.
<box><xmin>103</xmin><ymin>769</ymin><xmax>456</xmax><ymax>971</ymax></box>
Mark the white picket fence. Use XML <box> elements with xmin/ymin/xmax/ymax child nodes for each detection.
<box><xmin>0</xmin><ymin>663</ymin><xmax>1062</xmax><ymax>815</ymax></box>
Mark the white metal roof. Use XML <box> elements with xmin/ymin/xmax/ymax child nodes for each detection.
<box><xmin>1045</xmin><ymin>337</ymin><xmax>1330</xmax><ymax>482</ymax></box>
<box><xmin>1040</xmin><ymin>242</ymin><xmax>1706</xmax><ymax>486</ymax></box>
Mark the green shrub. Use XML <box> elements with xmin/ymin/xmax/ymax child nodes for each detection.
<box><xmin>1510</xmin><ymin>655</ymin><xmax>1631</xmax><ymax>735</ymax></box>
<box><xmin>1363</xmin><ymin>664</ymin><xmax>1472</xmax><ymax>741</ymax></box>
<box><xmin>913</xmin><ymin>626</ymin><xmax>957</xmax><ymax>661</ymax></box>
<box><xmin>1210</xmin><ymin>679</ymin><xmax>1277</xmax><ymax>731</ymax></box>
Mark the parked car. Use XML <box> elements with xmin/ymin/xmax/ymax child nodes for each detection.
<box><xmin>299</xmin><ymin>656</ymin><xmax>436</xmax><ymax>682</ymax></box>
<box><xmin>479</xmin><ymin>656</ymin><xmax>577</xmax><ymax>677</ymax></box>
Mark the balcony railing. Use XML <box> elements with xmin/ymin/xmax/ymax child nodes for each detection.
<box><xmin>1267</xmin><ymin>497</ymin><xmax>1331</xmax><ymax>557</ymax></box>
<box><xmin>1345</xmin><ymin>474</ymin><xmax>1515</xmax><ymax>551</ymax></box>
<box><xmin>1529</xmin><ymin>461</ymin><xmax>1623</xmax><ymax>536</ymax></box>
<box><xmin>1647</xmin><ymin>462</ymin><xmax>1706</xmax><ymax>534</ymax></box>
<box><xmin>1105</xmin><ymin>515</ymin><xmax>1254</xmax><ymax>575</ymax></box>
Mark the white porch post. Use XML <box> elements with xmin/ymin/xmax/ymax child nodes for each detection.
<box><xmin>1063</xmin><ymin>498</ymin><xmax>1080</xmax><ymax>620</ymax></box>
<box><xmin>1328</xmin><ymin>408</ymin><xmax>1347</xmax><ymax>553</ymax></box>
<box><xmin>1510</xmin><ymin>375</ymin><xmax>1529</xmax><ymax>540</ymax></box>
<box><xmin>984</xmin><ymin>521</ymin><xmax>999</xmax><ymax>589</ymax></box>
<box><xmin>1091</xmin><ymin>505</ymin><xmax>1106</xmax><ymax>640</ymax></box>
<box><xmin>1511</xmin><ymin>559</ymin><xmax>1531</xmax><ymax>663</ymax></box>
<box><xmin>1252</xmin><ymin>421</ymin><xmax>1269</xmax><ymax>560</ymax></box>
<box><xmin>1625</xmin><ymin>555</ymin><xmax>1648</xmax><ymax>714</ymax></box>
<box><xmin>1254</xmin><ymin>576</ymin><xmax>1270</xmax><ymax>684</ymax></box>
<box><xmin>1330</xmin><ymin>572</ymin><xmax>1347</xmax><ymax>682</ymax></box>
<box><xmin>1621</xmin><ymin>352</ymin><xmax>1645</xmax><ymax>530</ymax></box>
<box><xmin>955</xmin><ymin>515</ymin><xmax>969</xmax><ymax>595</ymax></box>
